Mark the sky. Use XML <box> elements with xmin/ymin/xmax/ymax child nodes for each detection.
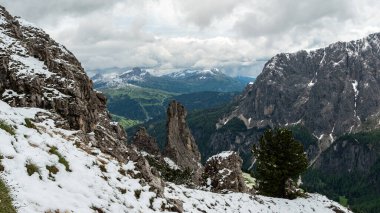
<box><xmin>3</xmin><ymin>0</ymin><xmax>380</xmax><ymax>77</ymax></box>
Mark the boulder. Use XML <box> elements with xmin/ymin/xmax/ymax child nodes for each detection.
<box><xmin>132</xmin><ymin>127</ymin><xmax>160</xmax><ymax>156</ymax></box>
<box><xmin>203</xmin><ymin>151</ymin><xmax>247</xmax><ymax>193</ymax></box>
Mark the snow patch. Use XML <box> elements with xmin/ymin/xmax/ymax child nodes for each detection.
<box><xmin>352</xmin><ymin>80</ymin><xmax>359</xmax><ymax>119</ymax></box>
<box><xmin>164</xmin><ymin>157</ymin><xmax>180</xmax><ymax>170</ymax></box>
<box><xmin>207</xmin><ymin>151</ymin><xmax>235</xmax><ymax>162</ymax></box>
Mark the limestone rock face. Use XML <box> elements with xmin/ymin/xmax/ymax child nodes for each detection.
<box><xmin>203</xmin><ymin>151</ymin><xmax>247</xmax><ymax>193</ymax></box>
<box><xmin>0</xmin><ymin>6</ymin><xmax>129</xmax><ymax>156</ymax></box>
<box><xmin>132</xmin><ymin>127</ymin><xmax>160</xmax><ymax>155</ymax></box>
<box><xmin>223</xmin><ymin>33</ymin><xmax>380</xmax><ymax>151</ymax></box>
<box><xmin>164</xmin><ymin>100</ymin><xmax>203</xmax><ymax>183</ymax></box>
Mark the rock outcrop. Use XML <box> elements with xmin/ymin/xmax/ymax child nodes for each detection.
<box><xmin>164</xmin><ymin>100</ymin><xmax>203</xmax><ymax>183</ymax></box>
<box><xmin>203</xmin><ymin>151</ymin><xmax>247</xmax><ymax>193</ymax></box>
<box><xmin>0</xmin><ymin>6</ymin><xmax>126</xmax><ymax>154</ymax></box>
<box><xmin>132</xmin><ymin>127</ymin><xmax>160</xmax><ymax>155</ymax></box>
<box><xmin>0</xmin><ymin>5</ymin><xmax>163</xmax><ymax>191</ymax></box>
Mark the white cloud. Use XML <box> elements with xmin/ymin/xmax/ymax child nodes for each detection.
<box><xmin>3</xmin><ymin>0</ymin><xmax>380</xmax><ymax>76</ymax></box>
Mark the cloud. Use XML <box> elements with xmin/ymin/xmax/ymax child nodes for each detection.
<box><xmin>234</xmin><ymin>0</ymin><xmax>353</xmax><ymax>37</ymax></box>
<box><xmin>2</xmin><ymin>0</ymin><xmax>123</xmax><ymax>25</ymax></box>
<box><xmin>174</xmin><ymin>0</ymin><xmax>248</xmax><ymax>28</ymax></box>
<box><xmin>3</xmin><ymin>0</ymin><xmax>380</xmax><ymax>77</ymax></box>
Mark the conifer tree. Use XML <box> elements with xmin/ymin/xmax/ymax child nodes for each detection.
<box><xmin>252</xmin><ymin>128</ymin><xmax>308</xmax><ymax>198</ymax></box>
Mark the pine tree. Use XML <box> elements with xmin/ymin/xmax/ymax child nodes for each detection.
<box><xmin>252</xmin><ymin>128</ymin><xmax>308</xmax><ymax>199</ymax></box>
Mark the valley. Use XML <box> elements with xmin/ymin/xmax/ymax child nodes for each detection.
<box><xmin>0</xmin><ymin>1</ymin><xmax>377</xmax><ymax>213</ymax></box>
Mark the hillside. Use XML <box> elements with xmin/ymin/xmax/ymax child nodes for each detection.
<box><xmin>101</xmin><ymin>85</ymin><xmax>239</xmax><ymax>127</ymax></box>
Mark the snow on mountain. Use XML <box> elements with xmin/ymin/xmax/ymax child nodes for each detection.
<box><xmin>166</xmin><ymin>68</ymin><xmax>222</xmax><ymax>79</ymax></box>
<box><xmin>0</xmin><ymin>101</ymin><xmax>351</xmax><ymax>213</ymax></box>
<box><xmin>91</xmin><ymin>67</ymin><xmax>224</xmax><ymax>89</ymax></box>
<box><xmin>92</xmin><ymin>68</ymin><xmax>150</xmax><ymax>88</ymax></box>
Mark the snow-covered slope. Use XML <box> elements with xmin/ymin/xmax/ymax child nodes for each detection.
<box><xmin>0</xmin><ymin>100</ymin><xmax>167</xmax><ymax>213</ymax></box>
<box><xmin>0</xmin><ymin>100</ymin><xmax>352</xmax><ymax>212</ymax></box>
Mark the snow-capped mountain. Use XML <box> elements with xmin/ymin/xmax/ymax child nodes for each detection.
<box><xmin>166</xmin><ymin>68</ymin><xmax>222</xmax><ymax>80</ymax></box>
<box><xmin>92</xmin><ymin>67</ymin><xmax>151</xmax><ymax>88</ymax></box>
<box><xmin>0</xmin><ymin>4</ymin><xmax>352</xmax><ymax>213</ymax></box>
<box><xmin>91</xmin><ymin>67</ymin><xmax>254</xmax><ymax>93</ymax></box>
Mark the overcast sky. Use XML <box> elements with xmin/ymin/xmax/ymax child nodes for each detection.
<box><xmin>3</xmin><ymin>0</ymin><xmax>380</xmax><ymax>76</ymax></box>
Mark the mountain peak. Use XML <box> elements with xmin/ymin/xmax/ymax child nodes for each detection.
<box><xmin>0</xmin><ymin>4</ymin><xmax>127</xmax><ymax>153</ymax></box>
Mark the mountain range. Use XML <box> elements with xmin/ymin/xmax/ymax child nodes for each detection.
<box><xmin>91</xmin><ymin>67</ymin><xmax>255</xmax><ymax>93</ymax></box>
<box><xmin>91</xmin><ymin>67</ymin><xmax>253</xmax><ymax>127</ymax></box>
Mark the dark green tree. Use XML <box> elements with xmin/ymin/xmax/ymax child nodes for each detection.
<box><xmin>252</xmin><ymin>128</ymin><xmax>308</xmax><ymax>199</ymax></box>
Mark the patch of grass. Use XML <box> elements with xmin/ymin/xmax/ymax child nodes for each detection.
<box><xmin>118</xmin><ymin>187</ymin><xmax>127</xmax><ymax>194</ymax></box>
<box><xmin>0</xmin><ymin>119</ymin><xmax>16</xmax><ymax>135</ymax></box>
<box><xmin>242</xmin><ymin>172</ymin><xmax>256</xmax><ymax>189</ymax></box>
<box><xmin>99</xmin><ymin>164</ymin><xmax>107</xmax><ymax>173</ymax></box>
<box><xmin>339</xmin><ymin>196</ymin><xmax>348</xmax><ymax>207</ymax></box>
<box><xmin>46</xmin><ymin>165</ymin><xmax>59</xmax><ymax>175</ymax></box>
<box><xmin>49</xmin><ymin>146</ymin><xmax>71</xmax><ymax>172</ymax></box>
<box><xmin>118</xmin><ymin>168</ymin><xmax>126</xmax><ymax>176</ymax></box>
<box><xmin>111</xmin><ymin>114</ymin><xmax>142</xmax><ymax>129</ymax></box>
<box><xmin>24</xmin><ymin>118</ymin><xmax>37</xmax><ymax>129</ymax></box>
<box><xmin>25</xmin><ymin>163</ymin><xmax>41</xmax><ymax>179</ymax></box>
<box><xmin>134</xmin><ymin>189</ymin><xmax>142</xmax><ymax>199</ymax></box>
<box><xmin>149</xmin><ymin>197</ymin><xmax>155</xmax><ymax>209</ymax></box>
<box><xmin>0</xmin><ymin>155</ymin><xmax>4</xmax><ymax>172</ymax></box>
<box><xmin>46</xmin><ymin>165</ymin><xmax>59</xmax><ymax>181</ymax></box>
<box><xmin>0</xmin><ymin>178</ymin><xmax>16</xmax><ymax>213</ymax></box>
<box><xmin>90</xmin><ymin>206</ymin><xmax>105</xmax><ymax>213</ymax></box>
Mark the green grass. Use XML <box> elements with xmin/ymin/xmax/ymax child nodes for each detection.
<box><xmin>339</xmin><ymin>196</ymin><xmax>348</xmax><ymax>207</ymax></box>
<box><xmin>242</xmin><ymin>172</ymin><xmax>256</xmax><ymax>189</ymax></box>
<box><xmin>0</xmin><ymin>155</ymin><xmax>4</xmax><ymax>172</ymax></box>
<box><xmin>49</xmin><ymin>147</ymin><xmax>71</xmax><ymax>172</ymax></box>
<box><xmin>46</xmin><ymin>165</ymin><xmax>59</xmax><ymax>175</ymax></box>
<box><xmin>111</xmin><ymin>114</ymin><xmax>141</xmax><ymax>129</ymax></box>
<box><xmin>0</xmin><ymin>179</ymin><xmax>16</xmax><ymax>213</ymax></box>
<box><xmin>24</xmin><ymin>118</ymin><xmax>37</xmax><ymax>129</ymax></box>
<box><xmin>103</xmin><ymin>85</ymin><xmax>176</xmax><ymax>101</ymax></box>
<box><xmin>25</xmin><ymin>163</ymin><xmax>41</xmax><ymax>179</ymax></box>
<box><xmin>0</xmin><ymin>119</ymin><xmax>15</xmax><ymax>135</ymax></box>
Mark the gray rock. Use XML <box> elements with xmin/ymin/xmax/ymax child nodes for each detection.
<box><xmin>132</xmin><ymin>127</ymin><xmax>160</xmax><ymax>156</ymax></box>
<box><xmin>215</xmin><ymin>33</ymin><xmax>380</xmax><ymax>161</ymax></box>
<box><xmin>164</xmin><ymin>100</ymin><xmax>203</xmax><ymax>184</ymax></box>
<box><xmin>203</xmin><ymin>151</ymin><xmax>247</xmax><ymax>193</ymax></box>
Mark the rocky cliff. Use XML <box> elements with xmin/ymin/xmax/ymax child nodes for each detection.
<box><xmin>0</xmin><ymin>6</ymin><xmax>128</xmax><ymax>158</ymax></box>
<box><xmin>164</xmin><ymin>100</ymin><xmax>203</xmax><ymax>183</ymax></box>
<box><xmin>209</xmin><ymin>33</ymin><xmax>380</xmax><ymax>212</ymax></box>
<box><xmin>217</xmin><ymin>33</ymin><xmax>380</xmax><ymax>157</ymax></box>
